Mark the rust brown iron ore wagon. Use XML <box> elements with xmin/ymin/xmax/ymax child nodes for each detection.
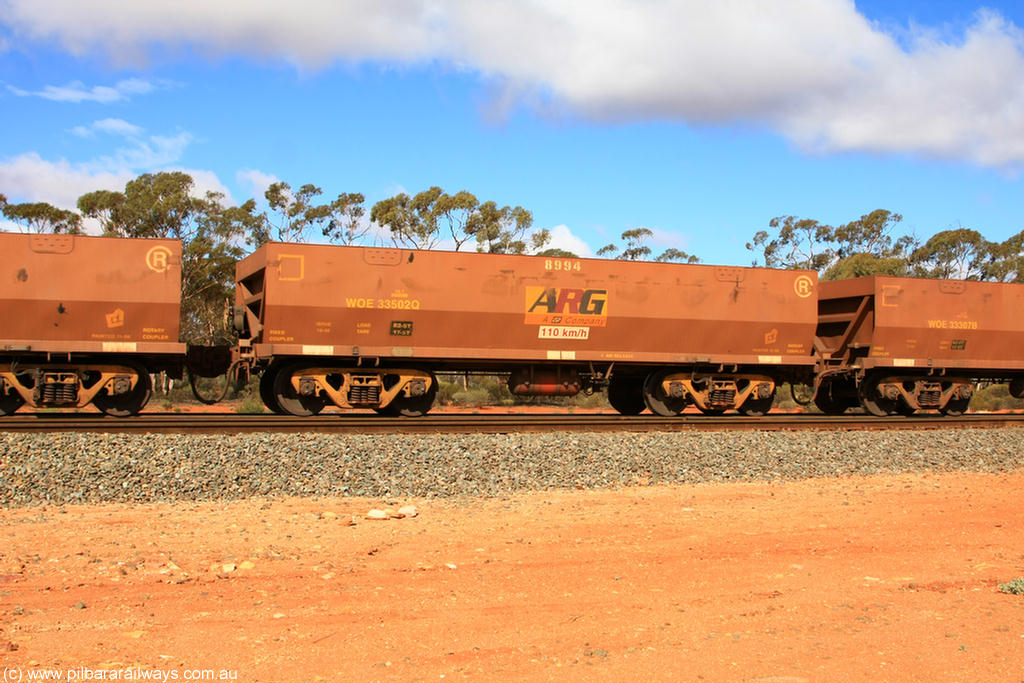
<box><xmin>232</xmin><ymin>244</ymin><xmax>820</xmax><ymax>416</ymax></box>
<box><xmin>0</xmin><ymin>233</ymin><xmax>186</xmax><ymax>415</ymax></box>
<box><xmin>4</xmin><ymin>235</ymin><xmax>1023</xmax><ymax>419</ymax></box>
<box><xmin>814</xmin><ymin>276</ymin><xmax>1024</xmax><ymax>416</ymax></box>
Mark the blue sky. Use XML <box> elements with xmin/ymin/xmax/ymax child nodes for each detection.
<box><xmin>1</xmin><ymin>0</ymin><xmax>1023</xmax><ymax>265</ymax></box>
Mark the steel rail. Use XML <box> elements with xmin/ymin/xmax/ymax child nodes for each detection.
<box><xmin>1</xmin><ymin>412</ymin><xmax>1023</xmax><ymax>434</ymax></box>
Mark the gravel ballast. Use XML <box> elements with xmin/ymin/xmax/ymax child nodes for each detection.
<box><xmin>2</xmin><ymin>428</ymin><xmax>1023</xmax><ymax>506</ymax></box>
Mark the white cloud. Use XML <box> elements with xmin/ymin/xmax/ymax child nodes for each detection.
<box><xmin>7</xmin><ymin>77</ymin><xmax>156</xmax><ymax>103</ymax></box>
<box><xmin>69</xmin><ymin>117</ymin><xmax>145</xmax><ymax>138</ymax></box>
<box><xmin>0</xmin><ymin>153</ymin><xmax>235</xmax><ymax>233</ymax></box>
<box><xmin>169</xmin><ymin>167</ymin><xmax>233</xmax><ymax>201</ymax></box>
<box><xmin>93</xmin><ymin>117</ymin><xmax>146</xmax><ymax>137</ymax></box>
<box><xmin>237</xmin><ymin>168</ymin><xmax>280</xmax><ymax>200</ymax></box>
<box><xmin>0</xmin><ymin>0</ymin><xmax>439</xmax><ymax>65</ymax></box>
<box><xmin>2</xmin><ymin>0</ymin><xmax>1023</xmax><ymax>167</ymax></box>
<box><xmin>0</xmin><ymin>152</ymin><xmax>132</xmax><ymax>210</ymax></box>
<box><xmin>92</xmin><ymin>131</ymin><xmax>193</xmax><ymax>171</ymax></box>
<box><xmin>0</xmin><ymin>120</ymin><xmax>216</xmax><ymax>213</ymax></box>
<box><xmin>543</xmin><ymin>224</ymin><xmax>594</xmax><ymax>258</ymax></box>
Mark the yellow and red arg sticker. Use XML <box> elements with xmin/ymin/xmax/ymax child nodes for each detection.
<box><xmin>524</xmin><ymin>287</ymin><xmax>608</xmax><ymax>328</ymax></box>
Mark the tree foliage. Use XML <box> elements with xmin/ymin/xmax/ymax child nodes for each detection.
<box><xmin>747</xmin><ymin>215</ymin><xmax>835</xmax><ymax>272</ymax></box>
<box><xmin>2</xmin><ymin>199</ymin><xmax>83</xmax><ymax>234</ymax></box>
<box><xmin>370</xmin><ymin>189</ymin><xmax>443</xmax><ymax>250</ymax></box>
<box><xmin>599</xmin><ymin>228</ymin><xmax>698</xmax><ymax>263</ymax></box>
<box><xmin>749</xmin><ymin>209</ymin><xmax>915</xmax><ymax>280</ymax></box>
<box><xmin>984</xmin><ymin>230</ymin><xmax>1024</xmax><ymax>283</ymax></box>
<box><xmin>472</xmin><ymin>200</ymin><xmax>534</xmax><ymax>253</ymax></box>
<box><xmin>655</xmin><ymin>248</ymin><xmax>700</xmax><ymax>264</ymax></box>
<box><xmin>909</xmin><ymin>227</ymin><xmax>989</xmax><ymax>280</ymax></box>
<box><xmin>254</xmin><ymin>182</ymin><xmax>369</xmax><ymax>247</ymax></box>
<box><xmin>371</xmin><ymin>187</ymin><xmax>537</xmax><ymax>253</ymax></box>
<box><xmin>79</xmin><ymin>172</ymin><xmax>253</xmax><ymax>344</ymax></box>
<box><xmin>745</xmin><ymin>207</ymin><xmax>1024</xmax><ymax>284</ymax></box>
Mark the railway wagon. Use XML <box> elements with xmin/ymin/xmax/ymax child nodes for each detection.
<box><xmin>813</xmin><ymin>275</ymin><xmax>1024</xmax><ymax>416</ymax></box>
<box><xmin>0</xmin><ymin>233</ymin><xmax>185</xmax><ymax>416</ymax></box>
<box><xmin>233</xmin><ymin>243</ymin><xmax>819</xmax><ymax>416</ymax></box>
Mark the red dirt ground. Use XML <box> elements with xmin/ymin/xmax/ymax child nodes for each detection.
<box><xmin>2</xmin><ymin>470</ymin><xmax>1024</xmax><ymax>682</ymax></box>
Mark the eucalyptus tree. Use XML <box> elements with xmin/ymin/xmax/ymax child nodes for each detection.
<box><xmin>598</xmin><ymin>228</ymin><xmax>697</xmax><ymax>263</ymax></box>
<box><xmin>1</xmin><ymin>200</ymin><xmax>83</xmax><ymax>234</ymax></box>
<box><xmin>909</xmin><ymin>227</ymin><xmax>990</xmax><ymax>281</ymax></box>
<box><xmin>78</xmin><ymin>172</ymin><xmax>254</xmax><ymax>344</ymax></box>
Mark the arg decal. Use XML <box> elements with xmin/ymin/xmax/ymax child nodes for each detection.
<box><xmin>524</xmin><ymin>287</ymin><xmax>608</xmax><ymax>327</ymax></box>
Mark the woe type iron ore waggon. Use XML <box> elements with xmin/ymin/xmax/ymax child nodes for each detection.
<box><xmin>232</xmin><ymin>243</ymin><xmax>819</xmax><ymax>417</ymax></box>
<box><xmin>1</xmin><ymin>233</ymin><xmax>185</xmax><ymax>416</ymax></box>
<box><xmin>2</xmin><ymin>232</ymin><xmax>1023</xmax><ymax>417</ymax></box>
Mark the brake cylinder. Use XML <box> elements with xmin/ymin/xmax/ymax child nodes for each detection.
<box><xmin>508</xmin><ymin>368</ymin><xmax>581</xmax><ymax>397</ymax></box>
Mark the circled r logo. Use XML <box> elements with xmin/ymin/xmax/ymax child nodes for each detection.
<box><xmin>794</xmin><ymin>275</ymin><xmax>815</xmax><ymax>298</ymax></box>
<box><xmin>146</xmin><ymin>246</ymin><xmax>173</xmax><ymax>273</ymax></box>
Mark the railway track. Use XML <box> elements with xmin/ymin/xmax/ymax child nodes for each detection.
<box><xmin>2</xmin><ymin>412</ymin><xmax>1023</xmax><ymax>434</ymax></box>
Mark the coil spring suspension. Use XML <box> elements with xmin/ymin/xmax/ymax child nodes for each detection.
<box><xmin>709</xmin><ymin>388</ymin><xmax>736</xmax><ymax>407</ymax></box>
<box><xmin>39</xmin><ymin>374</ymin><xmax>78</xmax><ymax>405</ymax></box>
<box><xmin>348</xmin><ymin>385</ymin><xmax>381</xmax><ymax>405</ymax></box>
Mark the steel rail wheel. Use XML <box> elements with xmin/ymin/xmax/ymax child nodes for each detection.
<box><xmin>940</xmin><ymin>396</ymin><xmax>971</xmax><ymax>417</ymax></box>
<box><xmin>607</xmin><ymin>377</ymin><xmax>646</xmax><ymax>416</ymax></box>
<box><xmin>259</xmin><ymin>366</ymin><xmax>286</xmax><ymax>415</ymax></box>
<box><xmin>858</xmin><ymin>374</ymin><xmax>897</xmax><ymax>417</ymax></box>
<box><xmin>378</xmin><ymin>371</ymin><xmax>439</xmax><ymax>417</ymax></box>
<box><xmin>813</xmin><ymin>377</ymin><xmax>856</xmax><ymax>415</ymax></box>
<box><xmin>739</xmin><ymin>388</ymin><xmax>776</xmax><ymax>417</ymax></box>
<box><xmin>0</xmin><ymin>389</ymin><xmax>25</xmax><ymax>416</ymax></box>
<box><xmin>273</xmin><ymin>363</ymin><xmax>326</xmax><ymax>417</ymax></box>
<box><xmin>92</xmin><ymin>366</ymin><xmax>153</xmax><ymax>417</ymax></box>
<box><xmin>642</xmin><ymin>371</ymin><xmax>687</xmax><ymax>417</ymax></box>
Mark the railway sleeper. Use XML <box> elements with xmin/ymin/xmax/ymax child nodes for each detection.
<box><xmin>0</xmin><ymin>363</ymin><xmax>149</xmax><ymax>415</ymax></box>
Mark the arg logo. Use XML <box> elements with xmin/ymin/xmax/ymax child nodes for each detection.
<box><xmin>524</xmin><ymin>287</ymin><xmax>608</xmax><ymax>327</ymax></box>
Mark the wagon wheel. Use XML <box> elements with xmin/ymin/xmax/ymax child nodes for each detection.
<box><xmin>0</xmin><ymin>388</ymin><xmax>25</xmax><ymax>416</ymax></box>
<box><xmin>93</xmin><ymin>367</ymin><xmax>152</xmax><ymax>417</ymax></box>
<box><xmin>1010</xmin><ymin>378</ymin><xmax>1024</xmax><ymax>399</ymax></box>
<box><xmin>273</xmin><ymin>364</ymin><xmax>326</xmax><ymax>417</ymax></box>
<box><xmin>382</xmin><ymin>375</ymin><xmax>438</xmax><ymax>417</ymax></box>
<box><xmin>813</xmin><ymin>377</ymin><xmax>856</xmax><ymax>415</ymax></box>
<box><xmin>642</xmin><ymin>371</ymin><xmax>687</xmax><ymax>417</ymax></box>
<box><xmin>739</xmin><ymin>387</ymin><xmax>776</xmax><ymax>417</ymax></box>
<box><xmin>940</xmin><ymin>396</ymin><xmax>971</xmax><ymax>417</ymax></box>
<box><xmin>858</xmin><ymin>374</ymin><xmax>897</xmax><ymax>417</ymax></box>
<box><xmin>607</xmin><ymin>377</ymin><xmax>646</xmax><ymax>416</ymax></box>
<box><xmin>259</xmin><ymin>366</ymin><xmax>286</xmax><ymax>415</ymax></box>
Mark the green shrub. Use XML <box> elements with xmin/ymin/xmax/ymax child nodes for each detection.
<box><xmin>998</xmin><ymin>578</ymin><xmax>1024</xmax><ymax>595</ymax></box>
<box><xmin>235</xmin><ymin>394</ymin><xmax>266</xmax><ymax>414</ymax></box>
<box><xmin>451</xmin><ymin>388</ymin><xmax>491</xmax><ymax>408</ymax></box>
<box><xmin>971</xmin><ymin>383</ymin><xmax>1024</xmax><ymax>412</ymax></box>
